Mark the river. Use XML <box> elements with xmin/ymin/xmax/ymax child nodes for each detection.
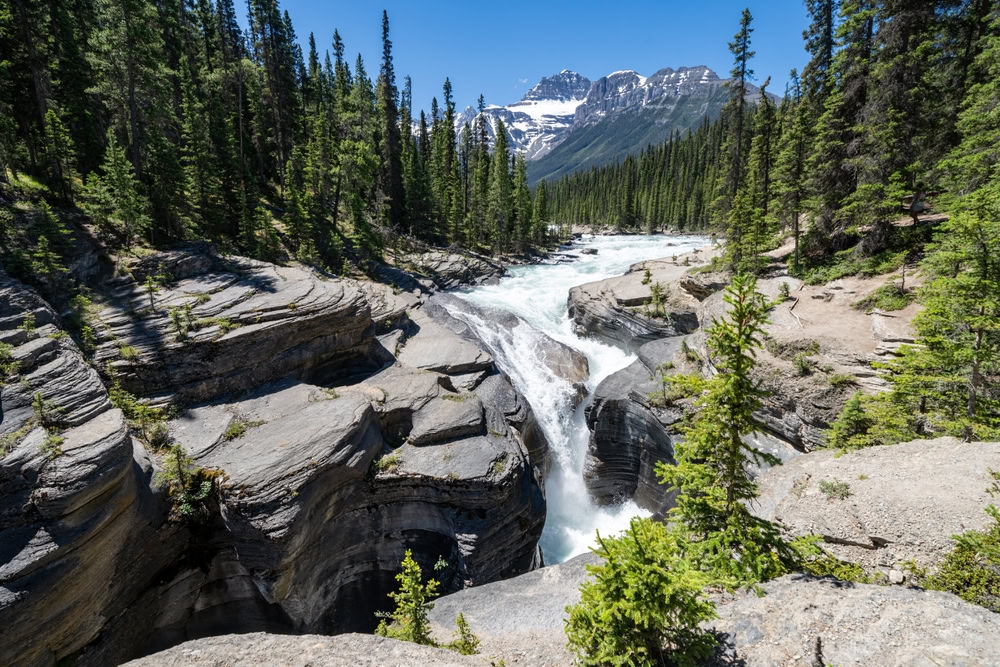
<box><xmin>447</xmin><ymin>233</ymin><xmax>710</xmax><ymax>564</ymax></box>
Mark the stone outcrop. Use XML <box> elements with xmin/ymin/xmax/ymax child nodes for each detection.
<box><xmin>92</xmin><ymin>252</ymin><xmax>376</xmax><ymax>405</ymax></box>
<box><xmin>430</xmin><ymin>551</ymin><xmax>597</xmax><ymax>666</ymax></box>
<box><xmin>1</xmin><ymin>270</ymin><xmax>181</xmax><ymax>667</ymax></box>
<box><xmin>752</xmin><ymin>437</ymin><xmax>1000</xmax><ymax>574</ymax></box>
<box><xmin>135</xmin><ymin>544</ymin><xmax>1000</xmax><ymax>667</ymax></box>
<box><xmin>583</xmin><ymin>330</ymin><xmax>800</xmax><ymax>512</ymax></box>
<box><xmin>583</xmin><ymin>339</ymin><xmax>681</xmax><ymax>510</ymax></box>
<box><xmin>695</xmin><ymin>275</ymin><xmax>920</xmax><ymax>451</ymax></box>
<box><xmin>391</xmin><ymin>248</ymin><xmax>507</xmax><ymax>290</ymax></box>
<box><xmin>566</xmin><ymin>248</ymin><xmax>717</xmax><ymax>350</ymax></box>
<box><xmin>710</xmin><ymin>574</ymin><xmax>1000</xmax><ymax>666</ymax></box>
<box><xmin>123</xmin><ymin>633</ymin><xmax>483</xmax><ymax>667</ymax></box>
<box><xmin>2</xmin><ymin>248</ymin><xmax>548</xmax><ymax>666</ymax></box>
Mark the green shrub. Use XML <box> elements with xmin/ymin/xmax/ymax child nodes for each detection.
<box><xmin>375</xmin><ymin>452</ymin><xmax>401</xmax><ymax>474</ymax></box>
<box><xmin>18</xmin><ymin>313</ymin><xmax>37</xmax><ymax>338</ymax></box>
<box><xmin>909</xmin><ymin>470</ymin><xmax>1000</xmax><ymax>612</ymax></box>
<box><xmin>681</xmin><ymin>339</ymin><xmax>699</xmax><ymax>363</ymax></box>
<box><xmin>118</xmin><ymin>343</ymin><xmax>140</xmax><ymax>361</ymax></box>
<box><xmin>801</xmin><ymin>553</ymin><xmax>873</xmax><ymax>583</ymax></box>
<box><xmin>854</xmin><ymin>282</ymin><xmax>915</xmax><ymax>312</ymax></box>
<box><xmin>154</xmin><ymin>444</ymin><xmax>215</xmax><ymax>520</ymax></box>
<box><xmin>0</xmin><ymin>342</ymin><xmax>19</xmax><ymax>378</ymax></box>
<box><xmin>828</xmin><ymin>373</ymin><xmax>858</xmax><ymax>388</ymax></box>
<box><xmin>819</xmin><ymin>479</ymin><xmax>851</xmax><ymax>501</ymax></box>
<box><xmin>564</xmin><ymin>518</ymin><xmax>718</xmax><ymax>667</ymax></box>
<box><xmin>32</xmin><ymin>392</ymin><xmax>63</xmax><ymax>429</ymax></box>
<box><xmin>801</xmin><ymin>247</ymin><xmax>910</xmax><ymax>286</ymax></box>
<box><xmin>1</xmin><ymin>422</ymin><xmax>34</xmax><ymax>458</ymax></box>
<box><xmin>376</xmin><ymin>549</ymin><xmax>440</xmax><ymax>646</ymax></box>
<box><xmin>793</xmin><ymin>352</ymin><xmax>813</xmax><ymax>376</ymax></box>
<box><xmin>146</xmin><ymin>421</ymin><xmax>171</xmax><ymax>449</ymax></box>
<box><xmin>826</xmin><ymin>391</ymin><xmax>916</xmax><ymax>451</ymax></box>
<box><xmin>169</xmin><ymin>307</ymin><xmax>189</xmax><ymax>340</ymax></box>
<box><xmin>447</xmin><ymin>613</ymin><xmax>480</xmax><ymax>655</ymax></box>
<box><xmin>40</xmin><ymin>432</ymin><xmax>65</xmax><ymax>459</ymax></box>
<box><xmin>491</xmin><ymin>452</ymin><xmax>508</xmax><ymax>475</ymax></box>
<box><xmin>641</xmin><ymin>268</ymin><xmax>652</xmax><ymax>285</ymax></box>
<box><xmin>223</xmin><ymin>416</ymin><xmax>264</xmax><ymax>441</ymax></box>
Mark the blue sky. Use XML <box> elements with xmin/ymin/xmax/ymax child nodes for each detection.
<box><xmin>257</xmin><ymin>1</ymin><xmax>812</xmax><ymax>113</ymax></box>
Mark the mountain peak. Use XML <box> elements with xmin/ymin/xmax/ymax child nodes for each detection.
<box><xmin>521</xmin><ymin>70</ymin><xmax>592</xmax><ymax>103</ymax></box>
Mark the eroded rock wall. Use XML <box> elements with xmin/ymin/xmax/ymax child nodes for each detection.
<box><xmin>1</xmin><ymin>248</ymin><xmax>547</xmax><ymax>666</ymax></box>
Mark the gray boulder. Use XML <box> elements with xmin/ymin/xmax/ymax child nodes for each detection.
<box><xmin>710</xmin><ymin>574</ymin><xmax>1000</xmax><ymax>666</ymax></box>
<box><xmin>429</xmin><ymin>552</ymin><xmax>597</xmax><ymax>666</ymax></box>
<box><xmin>565</xmin><ymin>250</ymin><xmax>717</xmax><ymax>350</ymax></box>
<box><xmin>753</xmin><ymin>437</ymin><xmax>1000</xmax><ymax>573</ymax></box>
<box><xmin>122</xmin><ymin>633</ymin><xmax>483</xmax><ymax>667</ymax></box>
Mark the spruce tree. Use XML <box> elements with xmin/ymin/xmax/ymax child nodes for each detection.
<box><xmin>43</xmin><ymin>108</ymin><xmax>76</xmax><ymax>202</ymax></box>
<box><xmin>532</xmin><ymin>178</ymin><xmax>548</xmax><ymax>243</ymax></box>
<box><xmin>487</xmin><ymin>117</ymin><xmax>512</xmax><ymax>252</ymax></box>
<box><xmin>800</xmin><ymin>0</ymin><xmax>837</xmax><ymax>112</ymax></box>
<box><xmin>657</xmin><ymin>274</ymin><xmax>803</xmax><ymax>585</ymax></box>
<box><xmin>81</xmin><ymin>130</ymin><xmax>152</xmax><ymax>251</ymax></box>
<box><xmin>718</xmin><ymin>8</ymin><xmax>755</xmax><ymax>269</ymax></box>
<box><xmin>375</xmin><ymin>10</ymin><xmax>404</xmax><ymax>230</ymax></box>
<box><xmin>773</xmin><ymin>70</ymin><xmax>809</xmax><ymax>272</ymax></box>
<box><xmin>512</xmin><ymin>151</ymin><xmax>532</xmax><ymax>251</ymax></box>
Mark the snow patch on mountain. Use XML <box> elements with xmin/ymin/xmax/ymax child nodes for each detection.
<box><xmin>455</xmin><ymin>65</ymin><xmax>772</xmax><ymax>167</ymax></box>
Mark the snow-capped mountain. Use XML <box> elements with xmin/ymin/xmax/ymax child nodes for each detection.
<box><xmin>574</xmin><ymin>66</ymin><xmax>725</xmax><ymax>124</ymax></box>
<box><xmin>455</xmin><ymin>70</ymin><xmax>591</xmax><ymax>160</ymax></box>
<box><xmin>456</xmin><ymin>65</ymin><xmax>775</xmax><ymax>183</ymax></box>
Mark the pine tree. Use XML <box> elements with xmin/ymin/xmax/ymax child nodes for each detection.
<box><xmin>81</xmin><ymin>130</ymin><xmax>152</xmax><ymax>251</ymax></box>
<box><xmin>849</xmin><ymin>0</ymin><xmax>940</xmax><ymax>257</ymax></box>
<box><xmin>718</xmin><ymin>9</ymin><xmax>756</xmax><ymax>269</ymax></box>
<box><xmin>512</xmin><ymin>151</ymin><xmax>532</xmax><ymax>251</ymax></box>
<box><xmin>43</xmin><ymin>108</ymin><xmax>77</xmax><ymax>202</ymax></box>
<box><xmin>938</xmin><ymin>8</ymin><xmax>1000</xmax><ymax>199</ymax></box>
<box><xmin>487</xmin><ymin>117</ymin><xmax>512</xmax><ymax>252</ymax></box>
<box><xmin>657</xmin><ymin>274</ymin><xmax>803</xmax><ymax>586</ymax></box>
<box><xmin>721</xmin><ymin>8</ymin><xmax>755</xmax><ymax>201</ymax></box>
<box><xmin>805</xmin><ymin>0</ymin><xmax>875</xmax><ymax>250</ymax></box>
<box><xmin>86</xmin><ymin>0</ymin><xmax>171</xmax><ymax>179</ymax></box>
<box><xmin>375</xmin><ymin>10</ymin><xmax>404</xmax><ymax>229</ymax></box>
<box><xmin>907</xmin><ymin>183</ymin><xmax>1000</xmax><ymax>439</ymax></box>
<box><xmin>800</xmin><ymin>0</ymin><xmax>837</xmax><ymax>112</ymax></box>
<box><xmin>773</xmin><ymin>70</ymin><xmax>809</xmax><ymax>272</ymax></box>
<box><xmin>532</xmin><ymin>178</ymin><xmax>548</xmax><ymax>243</ymax></box>
<box><xmin>375</xmin><ymin>550</ymin><xmax>440</xmax><ymax>646</ymax></box>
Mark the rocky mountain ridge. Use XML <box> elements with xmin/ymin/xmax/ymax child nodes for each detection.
<box><xmin>456</xmin><ymin>66</ymin><xmax>775</xmax><ymax>182</ymax></box>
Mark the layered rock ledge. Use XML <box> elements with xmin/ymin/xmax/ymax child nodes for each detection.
<box><xmin>2</xmin><ymin>246</ymin><xmax>548</xmax><ymax>666</ymax></box>
<box><xmin>566</xmin><ymin>247</ymin><xmax>718</xmax><ymax>350</ymax></box>
<box><xmin>133</xmin><ymin>549</ymin><xmax>1000</xmax><ymax>667</ymax></box>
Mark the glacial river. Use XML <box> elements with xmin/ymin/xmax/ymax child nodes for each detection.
<box><xmin>449</xmin><ymin>234</ymin><xmax>710</xmax><ymax>563</ymax></box>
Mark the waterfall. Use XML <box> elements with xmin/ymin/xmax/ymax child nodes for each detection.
<box><xmin>445</xmin><ymin>234</ymin><xmax>709</xmax><ymax>563</ymax></box>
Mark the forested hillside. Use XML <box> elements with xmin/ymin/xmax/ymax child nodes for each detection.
<box><xmin>0</xmin><ymin>0</ymin><xmax>552</xmax><ymax>279</ymax></box>
<box><xmin>550</xmin><ymin>1</ymin><xmax>998</xmax><ymax>264</ymax></box>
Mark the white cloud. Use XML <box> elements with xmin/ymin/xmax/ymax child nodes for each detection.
<box><xmin>519</xmin><ymin>78</ymin><xmax>528</xmax><ymax>84</ymax></box>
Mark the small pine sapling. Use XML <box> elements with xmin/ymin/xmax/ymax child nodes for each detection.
<box><xmin>376</xmin><ymin>550</ymin><xmax>440</xmax><ymax>646</ymax></box>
